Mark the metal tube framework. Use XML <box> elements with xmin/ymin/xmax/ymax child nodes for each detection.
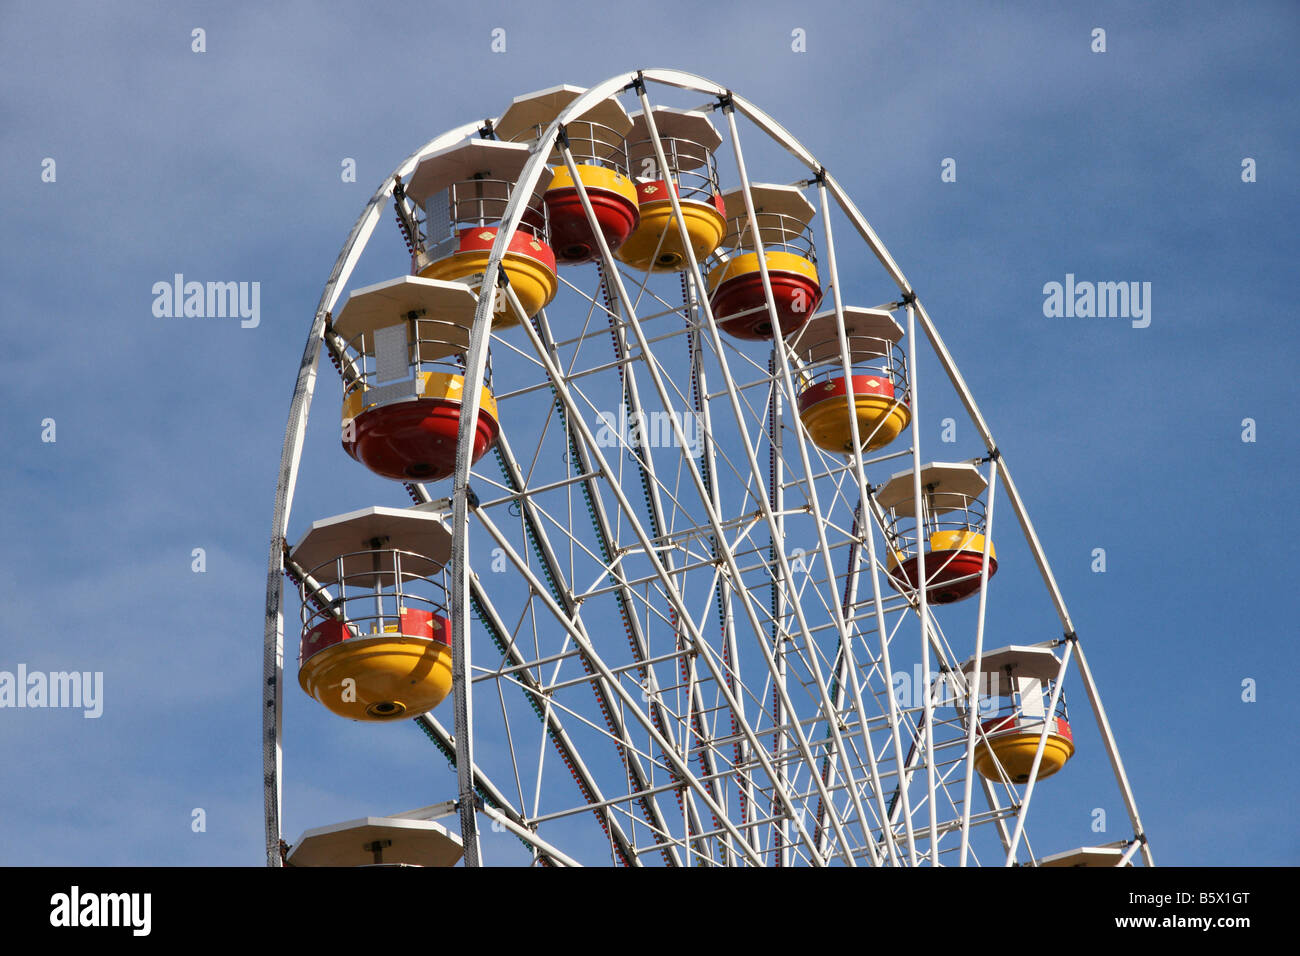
<box><xmin>262</xmin><ymin>68</ymin><xmax>1151</xmax><ymax>869</ymax></box>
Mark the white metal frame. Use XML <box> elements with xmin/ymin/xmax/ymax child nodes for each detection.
<box><xmin>262</xmin><ymin>69</ymin><xmax>1152</xmax><ymax>868</ymax></box>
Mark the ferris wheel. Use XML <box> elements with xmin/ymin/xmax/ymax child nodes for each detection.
<box><xmin>261</xmin><ymin>69</ymin><xmax>1153</xmax><ymax>868</ymax></box>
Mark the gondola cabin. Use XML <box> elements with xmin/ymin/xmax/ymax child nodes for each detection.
<box><xmin>706</xmin><ymin>183</ymin><xmax>822</xmax><ymax>339</ymax></box>
<box><xmin>290</xmin><ymin>506</ymin><xmax>455</xmax><ymax>722</ymax></box>
<box><xmin>287</xmin><ymin>815</ymin><xmax>465</xmax><ymax>867</ymax></box>
<box><xmin>334</xmin><ymin>275</ymin><xmax>500</xmax><ymax>482</ymax></box>
<box><xmin>1034</xmin><ymin>846</ymin><xmax>1129</xmax><ymax>867</ymax></box>
<box><xmin>615</xmin><ymin>106</ymin><xmax>727</xmax><ymax>272</ymax></box>
<box><xmin>495</xmin><ymin>85</ymin><xmax>639</xmax><ymax>265</ymax></box>
<box><xmin>404</xmin><ymin>138</ymin><xmax>557</xmax><ymax>324</ymax></box>
<box><xmin>790</xmin><ymin>307</ymin><xmax>910</xmax><ymax>451</ymax></box>
<box><xmin>876</xmin><ymin>461</ymin><xmax>997</xmax><ymax>604</ymax></box>
<box><xmin>962</xmin><ymin>645</ymin><xmax>1074</xmax><ymax>784</ymax></box>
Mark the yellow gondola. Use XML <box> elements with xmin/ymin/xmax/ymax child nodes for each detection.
<box><xmin>616</xmin><ymin>106</ymin><xmax>727</xmax><ymax>272</ymax></box>
<box><xmin>963</xmin><ymin>645</ymin><xmax>1075</xmax><ymax>784</ymax></box>
<box><xmin>876</xmin><ymin>462</ymin><xmax>998</xmax><ymax>605</ymax></box>
<box><xmin>404</xmin><ymin>139</ymin><xmax>557</xmax><ymax>323</ymax></box>
<box><xmin>290</xmin><ymin>507</ymin><xmax>455</xmax><ymax>722</ymax></box>
<box><xmin>790</xmin><ymin>307</ymin><xmax>911</xmax><ymax>452</ymax></box>
<box><xmin>495</xmin><ymin>84</ymin><xmax>641</xmax><ymax>265</ymax></box>
<box><xmin>706</xmin><ymin>184</ymin><xmax>822</xmax><ymax>339</ymax></box>
<box><xmin>332</xmin><ymin>275</ymin><xmax>499</xmax><ymax>482</ymax></box>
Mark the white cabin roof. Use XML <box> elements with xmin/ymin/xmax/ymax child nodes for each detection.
<box><xmin>961</xmin><ymin>645</ymin><xmax>1062</xmax><ymax>687</ymax></box>
<box><xmin>289</xmin><ymin>506</ymin><xmax>453</xmax><ymax>586</ymax></box>
<box><xmin>1035</xmin><ymin>846</ymin><xmax>1129</xmax><ymax>868</ymax></box>
<box><xmin>287</xmin><ymin>816</ymin><xmax>464</xmax><ymax>867</ymax></box>
<box><xmin>789</xmin><ymin>307</ymin><xmax>904</xmax><ymax>363</ymax></box>
<box><xmin>626</xmin><ymin>106</ymin><xmax>721</xmax><ymax>172</ymax></box>
<box><xmin>719</xmin><ymin>183</ymin><xmax>816</xmax><ymax>247</ymax></box>
<box><xmin>875</xmin><ymin>461</ymin><xmax>988</xmax><ymax>516</ymax></box>
<box><xmin>406</xmin><ymin>138</ymin><xmax>552</xmax><ymax>205</ymax></box>
<box><xmin>495</xmin><ymin>84</ymin><xmax>633</xmax><ymax>142</ymax></box>
<box><xmin>332</xmin><ymin>276</ymin><xmax>480</xmax><ymax>362</ymax></box>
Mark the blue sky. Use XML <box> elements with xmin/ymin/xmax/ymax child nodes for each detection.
<box><xmin>2</xmin><ymin>1</ymin><xmax>1297</xmax><ymax>865</ymax></box>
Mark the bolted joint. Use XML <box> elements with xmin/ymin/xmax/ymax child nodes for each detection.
<box><xmin>717</xmin><ymin>90</ymin><xmax>735</xmax><ymax>113</ymax></box>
